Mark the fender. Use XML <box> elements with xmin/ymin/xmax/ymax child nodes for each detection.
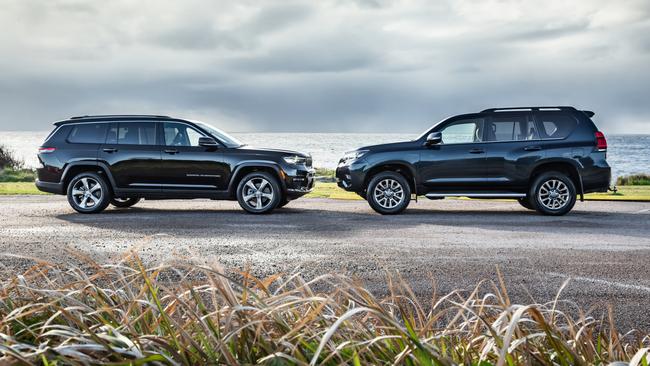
<box><xmin>227</xmin><ymin>161</ymin><xmax>286</xmax><ymax>195</ymax></box>
<box><xmin>363</xmin><ymin>159</ymin><xmax>419</xmax><ymax>196</ymax></box>
<box><xmin>530</xmin><ymin>157</ymin><xmax>585</xmax><ymax>200</ymax></box>
<box><xmin>61</xmin><ymin>160</ymin><xmax>118</xmax><ymax>191</ymax></box>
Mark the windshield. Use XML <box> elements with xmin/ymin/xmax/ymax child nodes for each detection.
<box><xmin>416</xmin><ymin>117</ymin><xmax>447</xmax><ymax>140</ymax></box>
<box><xmin>193</xmin><ymin>121</ymin><xmax>244</xmax><ymax>148</ymax></box>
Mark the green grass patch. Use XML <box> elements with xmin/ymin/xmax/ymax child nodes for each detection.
<box><xmin>617</xmin><ymin>173</ymin><xmax>650</xmax><ymax>186</ymax></box>
<box><xmin>0</xmin><ymin>254</ymin><xmax>648</xmax><ymax>365</ymax></box>
<box><xmin>0</xmin><ymin>182</ymin><xmax>46</xmax><ymax>195</ymax></box>
<box><xmin>0</xmin><ymin>167</ymin><xmax>36</xmax><ymax>182</ymax></box>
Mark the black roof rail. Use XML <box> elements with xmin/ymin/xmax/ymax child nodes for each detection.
<box><xmin>69</xmin><ymin>114</ymin><xmax>172</xmax><ymax>119</ymax></box>
<box><xmin>480</xmin><ymin>106</ymin><xmax>577</xmax><ymax>113</ymax></box>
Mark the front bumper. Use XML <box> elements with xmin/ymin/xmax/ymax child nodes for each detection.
<box><xmin>284</xmin><ymin>168</ymin><xmax>315</xmax><ymax>198</ymax></box>
<box><xmin>35</xmin><ymin>179</ymin><xmax>64</xmax><ymax>195</ymax></box>
<box><xmin>335</xmin><ymin>160</ymin><xmax>366</xmax><ymax>192</ymax></box>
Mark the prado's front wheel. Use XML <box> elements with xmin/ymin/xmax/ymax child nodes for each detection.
<box><xmin>67</xmin><ymin>172</ymin><xmax>111</xmax><ymax>214</ymax></box>
<box><xmin>367</xmin><ymin>172</ymin><xmax>411</xmax><ymax>215</ymax></box>
<box><xmin>237</xmin><ymin>172</ymin><xmax>282</xmax><ymax>214</ymax></box>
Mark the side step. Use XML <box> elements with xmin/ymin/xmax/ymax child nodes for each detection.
<box><xmin>425</xmin><ymin>192</ymin><xmax>526</xmax><ymax>199</ymax></box>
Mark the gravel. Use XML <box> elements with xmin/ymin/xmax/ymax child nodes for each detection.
<box><xmin>1</xmin><ymin>195</ymin><xmax>649</xmax><ymax>330</ymax></box>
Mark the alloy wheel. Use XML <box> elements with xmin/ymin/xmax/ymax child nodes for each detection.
<box><xmin>71</xmin><ymin>177</ymin><xmax>103</xmax><ymax>209</ymax></box>
<box><xmin>538</xmin><ymin>179</ymin><xmax>570</xmax><ymax>210</ymax></box>
<box><xmin>241</xmin><ymin>177</ymin><xmax>275</xmax><ymax>210</ymax></box>
<box><xmin>373</xmin><ymin>178</ymin><xmax>405</xmax><ymax>209</ymax></box>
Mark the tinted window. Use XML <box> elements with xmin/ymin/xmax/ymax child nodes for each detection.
<box><xmin>163</xmin><ymin>122</ymin><xmax>205</xmax><ymax>147</ymax></box>
<box><xmin>486</xmin><ymin>116</ymin><xmax>539</xmax><ymax>142</ymax></box>
<box><xmin>107</xmin><ymin>123</ymin><xmax>157</xmax><ymax>145</ymax></box>
<box><xmin>67</xmin><ymin>123</ymin><xmax>107</xmax><ymax>144</ymax></box>
<box><xmin>439</xmin><ymin>119</ymin><xmax>484</xmax><ymax>144</ymax></box>
<box><xmin>537</xmin><ymin>113</ymin><xmax>578</xmax><ymax>139</ymax></box>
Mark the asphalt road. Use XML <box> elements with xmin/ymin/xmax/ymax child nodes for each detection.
<box><xmin>1</xmin><ymin>195</ymin><xmax>650</xmax><ymax>331</ymax></box>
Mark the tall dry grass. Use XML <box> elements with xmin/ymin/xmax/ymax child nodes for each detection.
<box><xmin>1</xmin><ymin>253</ymin><xmax>648</xmax><ymax>365</ymax></box>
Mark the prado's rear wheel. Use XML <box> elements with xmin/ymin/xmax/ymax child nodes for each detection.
<box><xmin>67</xmin><ymin>172</ymin><xmax>111</xmax><ymax>214</ymax></box>
<box><xmin>110</xmin><ymin>197</ymin><xmax>141</xmax><ymax>208</ymax></box>
<box><xmin>237</xmin><ymin>172</ymin><xmax>282</xmax><ymax>214</ymax></box>
<box><xmin>367</xmin><ymin>171</ymin><xmax>411</xmax><ymax>215</ymax></box>
<box><xmin>530</xmin><ymin>171</ymin><xmax>576</xmax><ymax>216</ymax></box>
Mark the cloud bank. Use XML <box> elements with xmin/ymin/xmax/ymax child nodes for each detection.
<box><xmin>1</xmin><ymin>0</ymin><xmax>649</xmax><ymax>133</ymax></box>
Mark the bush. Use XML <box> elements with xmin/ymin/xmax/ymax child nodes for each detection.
<box><xmin>0</xmin><ymin>255</ymin><xmax>648</xmax><ymax>365</ymax></box>
<box><xmin>617</xmin><ymin>174</ymin><xmax>650</xmax><ymax>186</ymax></box>
<box><xmin>0</xmin><ymin>144</ymin><xmax>23</xmax><ymax>170</ymax></box>
<box><xmin>0</xmin><ymin>167</ymin><xmax>35</xmax><ymax>182</ymax></box>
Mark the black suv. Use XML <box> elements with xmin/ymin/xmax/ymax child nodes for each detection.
<box><xmin>36</xmin><ymin>115</ymin><xmax>314</xmax><ymax>214</ymax></box>
<box><xmin>336</xmin><ymin>106</ymin><xmax>611</xmax><ymax>216</ymax></box>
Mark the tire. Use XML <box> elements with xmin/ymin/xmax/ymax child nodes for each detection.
<box><xmin>66</xmin><ymin>172</ymin><xmax>112</xmax><ymax>214</ymax></box>
<box><xmin>366</xmin><ymin>171</ymin><xmax>411</xmax><ymax>215</ymax></box>
<box><xmin>110</xmin><ymin>197</ymin><xmax>141</xmax><ymax>208</ymax></box>
<box><xmin>529</xmin><ymin>171</ymin><xmax>576</xmax><ymax>216</ymax></box>
<box><xmin>517</xmin><ymin>197</ymin><xmax>535</xmax><ymax>210</ymax></box>
<box><xmin>276</xmin><ymin>198</ymin><xmax>290</xmax><ymax>208</ymax></box>
<box><xmin>236</xmin><ymin>171</ymin><xmax>282</xmax><ymax>214</ymax></box>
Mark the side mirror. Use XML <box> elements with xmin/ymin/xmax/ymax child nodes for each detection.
<box><xmin>199</xmin><ymin>136</ymin><xmax>219</xmax><ymax>147</ymax></box>
<box><xmin>425</xmin><ymin>132</ymin><xmax>442</xmax><ymax>145</ymax></box>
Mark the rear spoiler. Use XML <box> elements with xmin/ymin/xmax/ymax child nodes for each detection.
<box><xmin>582</xmin><ymin>110</ymin><xmax>595</xmax><ymax>118</ymax></box>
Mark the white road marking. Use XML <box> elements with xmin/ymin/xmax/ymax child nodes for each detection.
<box><xmin>635</xmin><ymin>208</ymin><xmax>650</xmax><ymax>214</ymax></box>
<box><xmin>548</xmin><ymin>272</ymin><xmax>650</xmax><ymax>293</ymax></box>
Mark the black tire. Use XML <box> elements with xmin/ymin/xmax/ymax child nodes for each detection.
<box><xmin>66</xmin><ymin>172</ymin><xmax>112</xmax><ymax>214</ymax></box>
<box><xmin>110</xmin><ymin>197</ymin><xmax>141</xmax><ymax>208</ymax></box>
<box><xmin>366</xmin><ymin>171</ymin><xmax>411</xmax><ymax>215</ymax></box>
<box><xmin>517</xmin><ymin>197</ymin><xmax>535</xmax><ymax>210</ymax></box>
<box><xmin>529</xmin><ymin>171</ymin><xmax>577</xmax><ymax>216</ymax></box>
<box><xmin>236</xmin><ymin>171</ymin><xmax>282</xmax><ymax>214</ymax></box>
<box><xmin>276</xmin><ymin>198</ymin><xmax>290</xmax><ymax>208</ymax></box>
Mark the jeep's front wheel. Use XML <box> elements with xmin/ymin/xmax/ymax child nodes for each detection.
<box><xmin>367</xmin><ymin>172</ymin><xmax>411</xmax><ymax>215</ymax></box>
<box><xmin>530</xmin><ymin>171</ymin><xmax>576</xmax><ymax>216</ymax></box>
<box><xmin>67</xmin><ymin>172</ymin><xmax>111</xmax><ymax>214</ymax></box>
<box><xmin>237</xmin><ymin>172</ymin><xmax>281</xmax><ymax>214</ymax></box>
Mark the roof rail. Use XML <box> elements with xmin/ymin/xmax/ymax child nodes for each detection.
<box><xmin>480</xmin><ymin>106</ymin><xmax>577</xmax><ymax>113</ymax></box>
<box><xmin>69</xmin><ymin>114</ymin><xmax>171</xmax><ymax>120</ymax></box>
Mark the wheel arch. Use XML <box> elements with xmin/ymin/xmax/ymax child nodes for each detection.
<box><xmin>529</xmin><ymin>159</ymin><xmax>584</xmax><ymax>200</ymax></box>
<box><xmin>227</xmin><ymin>161</ymin><xmax>286</xmax><ymax>198</ymax></box>
<box><xmin>61</xmin><ymin>161</ymin><xmax>117</xmax><ymax>194</ymax></box>
<box><xmin>363</xmin><ymin>161</ymin><xmax>417</xmax><ymax>195</ymax></box>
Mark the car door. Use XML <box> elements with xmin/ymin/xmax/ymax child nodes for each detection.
<box><xmin>417</xmin><ymin>116</ymin><xmax>488</xmax><ymax>191</ymax></box>
<box><xmin>99</xmin><ymin>121</ymin><xmax>162</xmax><ymax>191</ymax></box>
<box><xmin>158</xmin><ymin>121</ymin><xmax>227</xmax><ymax>191</ymax></box>
<box><xmin>484</xmin><ymin>113</ymin><xmax>545</xmax><ymax>190</ymax></box>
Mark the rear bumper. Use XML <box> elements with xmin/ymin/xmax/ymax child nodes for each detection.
<box><xmin>581</xmin><ymin>165</ymin><xmax>611</xmax><ymax>193</ymax></box>
<box><xmin>35</xmin><ymin>179</ymin><xmax>65</xmax><ymax>195</ymax></box>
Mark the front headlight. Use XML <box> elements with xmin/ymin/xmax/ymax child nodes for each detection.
<box><xmin>283</xmin><ymin>155</ymin><xmax>307</xmax><ymax>165</ymax></box>
<box><xmin>340</xmin><ymin>150</ymin><xmax>368</xmax><ymax>165</ymax></box>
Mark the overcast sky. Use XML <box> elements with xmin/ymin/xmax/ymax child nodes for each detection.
<box><xmin>1</xmin><ymin>0</ymin><xmax>649</xmax><ymax>133</ymax></box>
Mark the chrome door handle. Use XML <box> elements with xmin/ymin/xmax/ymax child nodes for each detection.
<box><xmin>102</xmin><ymin>148</ymin><xmax>118</xmax><ymax>153</ymax></box>
<box><xmin>164</xmin><ymin>149</ymin><xmax>179</xmax><ymax>154</ymax></box>
<box><xmin>469</xmin><ymin>148</ymin><xmax>485</xmax><ymax>154</ymax></box>
<box><xmin>524</xmin><ymin>146</ymin><xmax>542</xmax><ymax>151</ymax></box>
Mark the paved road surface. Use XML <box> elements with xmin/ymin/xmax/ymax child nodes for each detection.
<box><xmin>1</xmin><ymin>196</ymin><xmax>649</xmax><ymax>330</ymax></box>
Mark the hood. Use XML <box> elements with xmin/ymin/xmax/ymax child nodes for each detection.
<box><xmin>354</xmin><ymin>140</ymin><xmax>418</xmax><ymax>152</ymax></box>
<box><xmin>235</xmin><ymin>145</ymin><xmax>310</xmax><ymax>157</ymax></box>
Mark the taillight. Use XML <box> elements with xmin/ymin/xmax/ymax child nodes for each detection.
<box><xmin>595</xmin><ymin>131</ymin><xmax>607</xmax><ymax>151</ymax></box>
<box><xmin>38</xmin><ymin>147</ymin><xmax>56</xmax><ymax>154</ymax></box>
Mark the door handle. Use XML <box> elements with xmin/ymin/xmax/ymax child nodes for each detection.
<box><xmin>164</xmin><ymin>149</ymin><xmax>179</xmax><ymax>154</ymax></box>
<box><xmin>469</xmin><ymin>148</ymin><xmax>485</xmax><ymax>154</ymax></box>
<box><xmin>524</xmin><ymin>146</ymin><xmax>542</xmax><ymax>151</ymax></box>
<box><xmin>102</xmin><ymin>148</ymin><xmax>118</xmax><ymax>153</ymax></box>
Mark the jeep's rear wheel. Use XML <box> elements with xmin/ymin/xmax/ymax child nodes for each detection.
<box><xmin>530</xmin><ymin>171</ymin><xmax>576</xmax><ymax>216</ymax></box>
<box><xmin>67</xmin><ymin>172</ymin><xmax>111</xmax><ymax>214</ymax></box>
<box><xmin>237</xmin><ymin>172</ymin><xmax>281</xmax><ymax>214</ymax></box>
<box><xmin>367</xmin><ymin>172</ymin><xmax>411</xmax><ymax>215</ymax></box>
<box><xmin>110</xmin><ymin>197</ymin><xmax>141</xmax><ymax>208</ymax></box>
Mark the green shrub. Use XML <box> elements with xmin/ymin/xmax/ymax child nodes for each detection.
<box><xmin>0</xmin><ymin>167</ymin><xmax>36</xmax><ymax>182</ymax></box>
<box><xmin>0</xmin><ymin>144</ymin><xmax>23</xmax><ymax>169</ymax></box>
<box><xmin>617</xmin><ymin>174</ymin><xmax>650</xmax><ymax>186</ymax></box>
<box><xmin>0</xmin><ymin>255</ymin><xmax>648</xmax><ymax>365</ymax></box>
<box><xmin>315</xmin><ymin>167</ymin><xmax>335</xmax><ymax>178</ymax></box>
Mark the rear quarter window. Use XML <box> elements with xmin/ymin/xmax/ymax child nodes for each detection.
<box><xmin>67</xmin><ymin>123</ymin><xmax>108</xmax><ymax>144</ymax></box>
<box><xmin>536</xmin><ymin>113</ymin><xmax>578</xmax><ymax>139</ymax></box>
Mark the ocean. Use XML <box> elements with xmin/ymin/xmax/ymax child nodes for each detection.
<box><xmin>1</xmin><ymin>131</ymin><xmax>649</xmax><ymax>180</ymax></box>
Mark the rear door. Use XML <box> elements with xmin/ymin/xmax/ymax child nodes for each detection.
<box><xmin>484</xmin><ymin>113</ymin><xmax>545</xmax><ymax>190</ymax></box>
<box><xmin>158</xmin><ymin>121</ymin><xmax>227</xmax><ymax>191</ymax></box>
<box><xmin>99</xmin><ymin>121</ymin><xmax>162</xmax><ymax>191</ymax></box>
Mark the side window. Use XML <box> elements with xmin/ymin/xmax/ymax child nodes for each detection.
<box><xmin>67</xmin><ymin>123</ymin><xmax>107</xmax><ymax>144</ymax></box>
<box><xmin>107</xmin><ymin>122</ymin><xmax>157</xmax><ymax>145</ymax></box>
<box><xmin>163</xmin><ymin>123</ymin><xmax>204</xmax><ymax>147</ymax></box>
<box><xmin>439</xmin><ymin>119</ymin><xmax>484</xmax><ymax>144</ymax></box>
<box><xmin>486</xmin><ymin>116</ymin><xmax>539</xmax><ymax>142</ymax></box>
<box><xmin>537</xmin><ymin>113</ymin><xmax>578</xmax><ymax>139</ymax></box>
